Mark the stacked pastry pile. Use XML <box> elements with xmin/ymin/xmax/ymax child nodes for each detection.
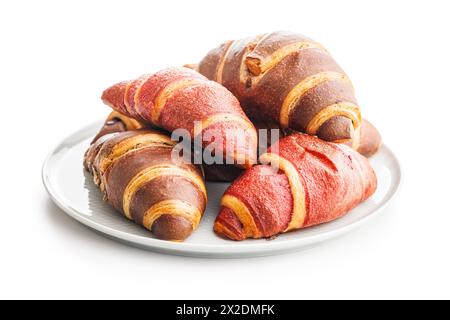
<box><xmin>84</xmin><ymin>31</ymin><xmax>380</xmax><ymax>242</ymax></box>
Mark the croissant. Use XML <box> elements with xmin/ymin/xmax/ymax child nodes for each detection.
<box><xmin>84</xmin><ymin>129</ymin><xmax>207</xmax><ymax>241</ymax></box>
<box><xmin>101</xmin><ymin>67</ymin><xmax>257</xmax><ymax>168</ymax></box>
<box><xmin>196</xmin><ymin>31</ymin><xmax>362</xmax><ymax>148</ymax></box>
<box><xmin>214</xmin><ymin>133</ymin><xmax>377</xmax><ymax>240</ymax></box>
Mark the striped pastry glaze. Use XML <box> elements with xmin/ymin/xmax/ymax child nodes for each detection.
<box><xmin>90</xmin><ymin>111</ymin><xmax>145</xmax><ymax>143</ymax></box>
<box><xmin>106</xmin><ymin>110</ymin><xmax>144</xmax><ymax>130</ymax></box>
<box><xmin>214</xmin><ymin>133</ymin><xmax>377</xmax><ymax>240</ymax></box>
<box><xmin>85</xmin><ymin>111</ymin><xmax>148</xmax><ymax>174</ymax></box>
<box><xmin>84</xmin><ymin>129</ymin><xmax>207</xmax><ymax>241</ymax></box>
<box><xmin>101</xmin><ymin>67</ymin><xmax>258</xmax><ymax>168</ymax></box>
<box><xmin>198</xmin><ymin>31</ymin><xmax>362</xmax><ymax>148</ymax></box>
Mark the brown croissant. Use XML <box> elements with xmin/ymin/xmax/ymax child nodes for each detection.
<box><xmin>214</xmin><ymin>133</ymin><xmax>377</xmax><ymax>240</ymax></box>
<box><xmin>196</xmin><ymin>31</ymin><xmax>362</xmax><ymax>148</ymax></box>
<box><xmin>101</xmin><ymin>67</ymin><xmax>258</xmax><ymax>168</ymax></box>
<box><xmin>84</xmin><ymin>128</ymin><xmax>207</xmax><ymax>241</ymax></box>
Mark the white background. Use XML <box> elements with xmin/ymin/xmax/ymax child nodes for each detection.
<box><xmin>1</xmin><ymin>0</ymin><xmax>449</xmax><ymax>299</ymax></box>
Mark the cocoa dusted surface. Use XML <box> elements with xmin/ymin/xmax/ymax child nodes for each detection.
<box><xmin>84</xmin><ymin>129</ymin><xmax>207</xmax><ymax>242</ymax></box>
<box><xmin>288</xmin><ymin>78</ymin><xmax>357</xmax><ymax>134</ymax></box>
<box><xmin>104</xmin><ymin>146</ymin><xmax>177</xmax><ymax>212</ymax></box>
<box><xmin>197</xmin><ymin>32</ymin><xmax>360</xmax><ymax>145</ymax></box>
<box><xmin>129</xmin><ymin>175</ymin><xmax>206</xmax><ymax>226</ymax></box>
<box><xmin>246</xmin><ymin>31</ymin><xmax>312</xmax><ymax>67</ymax></box>
<box><xmin>152</xmin><ymin>215</ymin><xmax>194</xmax><ymax>241</ymax></box>
<box><xmin>316</xmin><ymin>116</ymin><xmax>354</xmax><ymax>142</ymax></box>
<box><xmin>198</xmin><ymin>40</ymin><xmax>232</xmax><ymax>81</ymax></box>
<box><xmin>221</xmin><ymin>37</ymin><xmax>257</xmax><ymax>99</ymax></box>
<box><xmin>357</xmin><ymin>119</ymin><xmax>382</xmax><ymax>157</ymax></box>
<box><xmin>251</xmin><ymin>50</ymin><xmax>345</xmax><ymax>122</ymax></box>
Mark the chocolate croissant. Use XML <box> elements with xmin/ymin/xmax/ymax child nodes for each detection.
<box><xmin>214</xmin><ymin>133</ymin><xmax>377</xmax><ymax>240</ymax></box>
<box><xmin>196</xmin><ymin>31</ymin><xmax>362</xmax><ymax>148</ymax></box>
<box><xmin>101</xmin><ymin>67</ymin><xmax>258</xmax><ymax>168</ymax></box>
<box><xmin>84</xmin><ymin>129</ymin><xmax>207</xmax><ymax>241</ymax></box>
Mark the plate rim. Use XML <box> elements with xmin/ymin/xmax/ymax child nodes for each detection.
<box><xmin>42</xmin><ymin>120</ymin><xmax>402</xmax><ymax>258</ymax></box>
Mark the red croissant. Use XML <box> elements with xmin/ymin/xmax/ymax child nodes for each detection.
<box><xmin>214</xmin><ymin>133</ymin><xmax>377</xmax><ymax>240</ymax></box>
<box><xmin>101</xmin><ymin>67</ymin><xmax>257</xmax><ymax>168</ymax></box>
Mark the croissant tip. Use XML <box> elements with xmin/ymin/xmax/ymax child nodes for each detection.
<box><xmin>101</xmin><ymin>81</ymin><xmax>130</xmax><ymax>115</ymax></box>
<box><xmin>183</xmin><ymin>63</ymin><xmax>199</xmax><ymax>71</ymax></box>
<box><xmin>357</xmin><ymin>119</ymin><xmax>382</xmax><ymax>157</ymax></box>
<box><xmin>151</xmin><ymin>214</ymin><xmax>194</xmax><ymax>241</ymax></box>
<box><xmin>213</xmin><ymin>222</ymin><xmax>245</xmax><ymax>241</ymax></box>
<box><xmin>214</xmin><ymin>207</ymin><xmax>247</xmax><ymax>241</ymax></box>
<box><xmin>316</xmin><ymin>115</ymin><xmax>354</xmax><ymax>142</ymax></box>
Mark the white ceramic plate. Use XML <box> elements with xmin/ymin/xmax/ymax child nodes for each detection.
<box><xmin>43</xmin><ymin>121</ymin><xmax>401</xmax><ymax>258</ymax></box>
